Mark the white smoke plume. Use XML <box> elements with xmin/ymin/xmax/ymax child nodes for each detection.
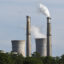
<box><xmin>31</xmin><ymin>26</ymin><xmax>46</xmax><ymax>38</ymax></box>
<box><xmin>40</xmin><ymin>3</ymin><xmax>50</xmax><ymax>17</ymax></box>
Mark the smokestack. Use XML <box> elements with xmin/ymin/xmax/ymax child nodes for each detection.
<box><xmin>26</xmin><ymin>16</ymin><xmax>31</xmax><ymax>57</ymax></box>
<box><xmin>47</xmin><ymin>17</ymin><xmax>52</xmax><ymax>56</ymax></box>
<box><xmin>35</xmin><ymin>38</ymin><xmax>47</xmax><ymax>56</ymax></box>
<box><xmin>39</xmin><ymin>3</ymin><xmax>52</xmax><ymax>56</ymax></box>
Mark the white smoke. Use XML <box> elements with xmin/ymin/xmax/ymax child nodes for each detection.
<box><xmin>31</xmin><ymin>26</ymin><xmax>46</xmax><ymax>38</ymax></box>
<box><xmin>40</xmin><ymin>3</ymin><xmax>50</xmax><ymax>17</ymax></box>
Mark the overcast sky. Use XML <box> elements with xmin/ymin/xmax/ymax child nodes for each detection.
<box><xmin>0</xmin><ymin>0</ymin><xmax>64</xmax><ymax>56</ymax></box>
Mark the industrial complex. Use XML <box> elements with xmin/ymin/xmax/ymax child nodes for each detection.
<box><xmin>0</xmin><ymin>4</ymin><xmax>52</xmax><ymax>57</ymax></box>
<box><xmin>11</xmin><ymin>15</ymin><xmax>52</xmax><ymax>57</ymax></box>
<box><xmin>0</xmin><ymin>16</ymin><xmax>52</xmax><ymax>57</ymax></box>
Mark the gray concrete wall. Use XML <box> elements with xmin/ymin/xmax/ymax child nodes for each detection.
<box><xmin>35</xmin><ymin>38</ymin><xmax>47</xmax><ymax>56</ymax></box>
<box><xmin>11</xmin><ymin>40</ymin><xmax>25</xmax><ymax>57</ymax></box>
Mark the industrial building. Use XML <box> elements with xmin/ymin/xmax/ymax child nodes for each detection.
<box><xmin>35</xmin><ymin>38</ymin><xmax>47</xmax><ymax>56</ymax></box>
<box><xmin>10</xmin><ymin>16</ymin><xmax>52</xmax><ymax>57</ymax></box>
<box><xmin>11</xmin><ymin>40</ymin><xmax>25</xmax><ymax>57</ymax></box>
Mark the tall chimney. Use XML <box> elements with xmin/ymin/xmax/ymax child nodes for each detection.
<box><xmin>26</xmin><ymin>16</ymin><xmax>31</xmax><ymax>57</ymax></box>
<box><xmin>47</xmin><ymin>17</ymin><xmax>52</xmax><ymax>56</ymax></box>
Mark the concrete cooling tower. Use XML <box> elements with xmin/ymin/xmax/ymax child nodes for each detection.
<box><xmin>11</xmin><ymin>40</ymin><xmax>25</xmax><ymax>57</ymax></box>
<box><xmin>35</xmin><ymin>38</ymin><xmax>47</xmax><ymax>56</ymax></box>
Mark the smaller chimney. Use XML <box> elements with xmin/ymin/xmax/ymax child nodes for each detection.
<box><xmin>26</xmin><ymin>16</ymin><xmax>31</xmax><ymax>57</ymax></box>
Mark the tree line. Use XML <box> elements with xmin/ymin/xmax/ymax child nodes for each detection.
<box><xmin>0</xmin><ymin>52</ymin><xmax>64</xmax><ymax>64</ymax></box>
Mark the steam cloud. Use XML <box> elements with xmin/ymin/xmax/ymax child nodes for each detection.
<box><xmin>40</xmin><ymin>3</ymin><xmax>50</xmax><ymax>17</ymax></box>
<box><xmin>31</xmin><ymin>26</ymin><xmax>46</xmax><ymax>38</ymax></box>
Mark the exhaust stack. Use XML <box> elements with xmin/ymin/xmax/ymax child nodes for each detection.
<box><xmin>26</xmin><ymin>16</ymin><xmax>31</xmax><ymax>57</ymax></box>
<box><xmin>47</xmin><ymin>17</ymin><xmax>52</xmax><ymax>56</ymax></box>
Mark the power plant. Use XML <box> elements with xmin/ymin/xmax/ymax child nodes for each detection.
<box><xmin>0</xmin><ymin>2</ymin><xmax>53</xmax><ymax>57</ymax></box>
<box><xmin>47</xmin><ymin>17</ymin><xmax>52</xmax><ymax>56</ymax></box>
<box><xmin>10</xmin><ymin>15</ymin><xmax>52</xmax><ymax>57</ymax></box>
<box><xmin>26</xmin><ymin>16</ymin><xmax>31</xmax><ymax>57</ymax></box>
<box><xmin>11</xmin><ymin>40</ymin><xmax>25</xmax><ymax>57</ymax></box>
<box><xmin>35</xmin><ymin>38</ymin><xmax>47</xmax><ymax>56</ymax></box>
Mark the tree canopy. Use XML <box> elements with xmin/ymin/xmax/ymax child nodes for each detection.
<box><xmin>0</xmin><ymin>53</ymin><xmax>64</xmax><ymax>64</ymax></box>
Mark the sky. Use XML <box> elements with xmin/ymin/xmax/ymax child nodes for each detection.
<box><xmin>0</xmin><ymin>0</ymin><xmax>64</xmax><ymax>56</ymax></box>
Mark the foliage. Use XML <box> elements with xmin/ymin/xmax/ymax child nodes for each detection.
<box><xmin>0</xmin><ymin>53</ymin><xmax>64</xmax><ymax>64</ymax></box>
<box><xmin>32</xmin><ymin>52</ymin><xmax>41</xmax><ymax>57</ymax></box>
<box><xmin>24</xmin><ymin>57</ymin><xmax>42</xmax><ymax>64</ymax></box>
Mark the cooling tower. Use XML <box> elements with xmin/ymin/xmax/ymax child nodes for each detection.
<box><xmin>11</xmin><ymin>40</ymin><xmax>25</xmax><ymax>57</ymax></box>
<box><xmin>47</xmin><ymin>17</ymin><xmax>52</xmax><ymax>56</ymax></box>
<box><xmin>26</xmin><ymin>16</ymin><xmax>31</xmax><ymax>57</ymax></box>
<box><xmin>35</xmin><ymin>38</ymin><xmax>47</xmax><ymax>56</ymax></box>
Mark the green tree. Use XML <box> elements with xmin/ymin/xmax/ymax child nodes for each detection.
<box><xmin>24</xmin><ymin>57</ymin><xmax>43</xmax><ymax>64</ymax></box>
<box><xmin>43</xmin><ymin>56</ymin><xmax>56</xmax><ymax>64</ymax></box>
<box><xmin>41</xmin><ymin>57</ymin><xmax>46</xmax><ymax>64</ymax></box>
<box><xmin>10</xmin><ymin>53</ymin><xmax>24</xmax><ymax>64</ymax></box>
<box><xmin>15</xmin><ymin>55</ymin><xmax>24</xmax><ymax>64</ymax></box>
<box><xmin>60</xmin><ymin>55</ymin><xmax>64</xmax><ymax>64</ymax></box>
<box><xmin>55</xmin><ymin>56</ymin><xmax>60</xmax><ymax>64</ymax></box>
<box><xmin>32</xmin><ymin>52</ymin><xmax>41</xmax><ymax>57</ymax></box>
<box><xmin>0</xmin><ymin>53</ymin><xmax>13</xmax><ymax>64</ymax></box>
